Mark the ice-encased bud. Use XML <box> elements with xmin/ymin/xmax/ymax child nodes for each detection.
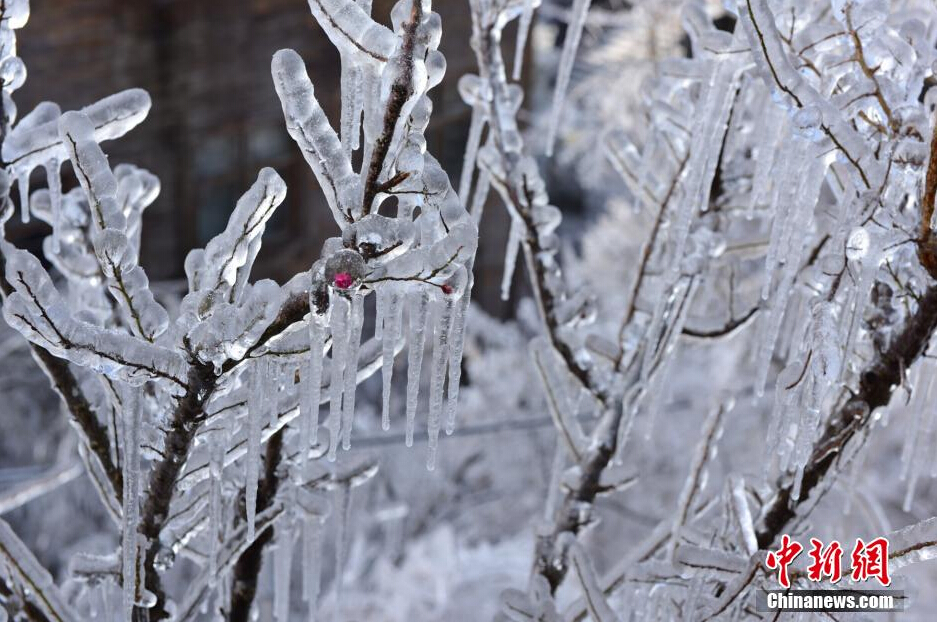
<box><xmin>4</xmin><ymin>0</ymin><xmax>29</xmax><ymax>29</ymax></box>
<box><xmin>439</xmin><ymin>265</ymin><xmax>468</xmax><ymax>299</ymax></box>
<box><xmin>0</xmin><ymin>56</ymin><xmax>26</xmax><ymax>92</ymax></box>
<box><xmin>325</xmin><ymin>249</ymin><xmax>366</xmax><ymax>290</ymax></box>
<box><xmin>351</xmin><ymin>214</ymin><xmax>416</xmax><ymax>261</ymax></box>
<box><xmin>458</xmin><ymin>74</ymin><xmax>488</xmax><ymax>106</ymax></box>
<box><xmin>846</xmin><ymin>226</ymin><xmax>870</xmax><ymax>261</ymax></box>
<box><xmin>792</xmin><ymin>105</ymin><xmax>822</xmax><ymax>137</ymax></box>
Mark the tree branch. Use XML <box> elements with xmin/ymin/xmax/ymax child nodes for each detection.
<box><xmin>0</xmin><ymin>253</ymin><xmax>123</xmax><ymax>503</ymax></box>
<box><xmin>918</xmin><ymin>109</ymin><xmax>937</xmax><ymax>278</ymax></box>
<box><xmin>228</xmin><ymin>429</ymin><xmax>284</xmax><ymax>621</ymax></box>
<box><xmin>757</xmin><ymin>283</ymin><xmax>937</xmax><ymax>548</ymax></box>
<box><xmin>134</xmin><ymin>357</ymin><xmax>218</xmax><ymax>622</ymax></box>
<box><xmin>361</xmin><ymin>0</ymin><xmax>422</xmax><ymax>216</ymax></box>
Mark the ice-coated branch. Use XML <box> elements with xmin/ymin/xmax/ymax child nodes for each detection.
<box><xmin>360</xmin><ymin>0</ymin><xmax>421</xmax><ymax>215</ymax></box>
<box><xmin>227</xmin><ymin>429</ymin><xmax>284</xmax><ymax>622</ymax></box>
<box><xmin>0</xmin><ymin>1</ymin><xmax>482</xmax><ymax>620</ymax></box>
<box><xmin>186</xmin><ymin>168</ymin><xmax>286</xmax><ymax>305</ymax></box>
<box><xmin>272</xmin><ymin>0</ymin><xmax>477</xmax><ymax>469</ymax></box>
<box><xmin>134</xmin><ymin>358</ymin><xmax>217</xmax><ymax>622</ymax></box>
<box><xmin>466</xmin><ymin>0</ymin><xmax>633</xmax><ymax>598</ymax></box>
<box><xmin>667</xmin><ymin>402</ymin><xmax>725</xmax><ymax>560</ymax></box>
<box><xmin>2</xmin><ymin>243</ymin><xmax>188</xmax><ymax>389</ymax></box>
<box><xmin>737</xmin><ymin>0</ymin><xmax>881</xmax><ymax>190</ymax></box>
<box><xmin>306</xmin><ymin>0</ymin><xmax>397</xmax><ymax>64</ymax></box>
<box><xmin>3</xmin><ymin>88</ymin><xmax>152</xmax><ymax>232</ymax></box>
<box><xmin>469</xmin><ymin>9</ymin><xmax>605</xmax><ymax>408</ymax></box>
<box><xmin>0</xmin><ymin>518</ymin><xmax>79</xmax><ymax>622</ymax></box>
<box><xmin>0</xmin><ymin>255</ymin><xmax>122</xmax><ymax>501</ymax></box>
<box><xmin>757</xmin><ymin>84</ymin><xmax>937</xmax><ymax>551</ymax></box>
<box><xmin>756</xmin><ymin>283</ymin><xmax>937</xmax><ymax>549</ymax></box>
<box><xmin>3</xmin><ymin>88</ymin><xmax>151</xmax><ymax>172</ymax></box>
<box><xmin>0</xmin><ymin>460</ymin><xmax>81</xmax><ymax>516</ymax></box>
<box><xmin>919</xmin><ymin>109</ymin><xmax>937</xmax><ymax>277</ymax></box>
<box><xmin>0</xmin><ymin>1</ymin><xmax>125</xmax><ymax>511</ymax></box>
<box><xmin>563</xmin><ymin>536</ymin><xmax>622</xmax><ymax>622</ymax></box>
<box><xmin>60</xmin><ymin>111</ymin><xmax>169</xmax><ymax>342</ymax></box>
<box><xmin>271</xmin><ymin>51</ymin><xmax>357</xmax><ymax>224</ymax></box>
<box><xmin>882</xmin><ymin>516</ymin><xmax>937</xmax><ymax>572</ymax></box>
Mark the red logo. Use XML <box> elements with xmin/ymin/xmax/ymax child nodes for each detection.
<box><xmin>765</xmin><ymin>534</ymin><xmax>803</xmax><ymax>588</ymax></box>
<box><xmin>850</xmin><ymin>537</ymin><xmax>891</xmax><ymax>586</ymax></box>
<box><xmin>806</xmin><ymin>538</ymin><xmax>843</xmax><ymax>583</ymax></box>
<box><xmin>766</xmin><ymin>535</ymin><xmax>890</xmax><ymax>588</ymax></box>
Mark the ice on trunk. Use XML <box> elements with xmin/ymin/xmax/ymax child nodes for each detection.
<box><xmin>245</xmin><ymin>357</ymin><xmax>267</xmax><ymax>541</ymax></box>
<box><xmin>121</xmin><ymin>386</ymin><xmax>142</xmax><ymax>621</ymax></box>
<box><xmin>274</xmin><ymin>519</ymin><xmax>294</xmax><ymax>622</ymax></box>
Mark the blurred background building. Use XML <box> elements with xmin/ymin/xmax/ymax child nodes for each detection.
<box><xmin>8</xmin><ymin>0</ymin><xmax>517</xmax><ymax>315</ymax></box>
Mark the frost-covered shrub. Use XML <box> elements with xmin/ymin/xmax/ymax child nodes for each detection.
<box><xmin>0</xmin><ymin>1</ymin><xmax>477</xmax><ymax>620</ymax></box>
<box><xmin>5</xmin><ymin>0</ymin><xmax>937</xmax><ymax>620</ymax></box>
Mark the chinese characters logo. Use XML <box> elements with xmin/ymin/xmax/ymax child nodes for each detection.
<box><xmin>765</xmin><ymin>535</ymin><xmax>890</xmax><ymax>588</ymax></box>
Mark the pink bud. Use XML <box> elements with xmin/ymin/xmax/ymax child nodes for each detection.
<box><xmin>333</xmin><ymin>272</ymin><xmax>354</xmax><ymax>289</ymax></box>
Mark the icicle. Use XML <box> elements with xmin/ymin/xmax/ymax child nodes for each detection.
<box><xmin>300</xmin><ymin>314</ymin><xmax>326</xmax><ymax>473</ymax></box>
<box><xmin>843</xmin><ymin>440</ymin><xmax>868</xmax><ymax>515</ymax></box>
<box><xmin>565</xmin><ymin>537</ymin><xmax>622</xmax><ymax>622</ymax></box>
<box><xmin>545</xmin><ymin>0</ymin><xmax>593</xmax><ymax>156</ymax></box>
<box><xmin>374</xmin><ymin>287</ymin><xmax>386</xmax><ymax>341</ymax></box>
<box><xmin>512</xmin><ymin>0</ymin><xmax>537</xmax><ymax>81</ymax></box>
<box><xmin>641</xmin><ymin>276</ymin><xmax>697</xmax><ymax>429</ymax></box>
<box><xmin>728</xmin><ymin>475</ymin><xmax>758</xmax><ymax>556</ymax></box>
<box><xmin>46</xmin><ymin>159</ymin><xmax>62</xmax><ymax>253</ymax></box>
<box><xmin>766</xmin><ymin>360</ymin><xmax>804</xmax><ymax>480</ymax></box>
<box><xmin>427</xmin><ymin>297</ymin><xmax>454</xmax><ymax>470</ymax></box>
<box><xmin>668</xmin><ymin>402</ymin><xmax>724</xmax><ymax>560</ymax></box>
<box><xmin>208</xmin><ymin>425</ymin><xmax>225</xmax><ymax>584</ymax></box>
<box><xmin>790</xmin><ymin>392</ymin><xmax>823</xmax><ymax>503</ymax></box>
<box><xmin>754</xmin><ymin>152</ymin><xmax>825</xmax><ymax>396</ymax></box>
<box><xmin>121</xmin><ymin>386</ymin><xmax>141</xmax><ymax>620</ymax></box>
<box><xmin>901</xmin><ymin>360</ymin><xmax>936</xmax><ymax>511</ymax></box>
<box><xmin>746</xmin><ymin>108</ymin><xmax>784</xmax><ymax>219</ymax></box>
<box><xmin>269</xmin><ymin>359</ymin><xmax>281</xmax><ymax>427</ymax></box>
<box><xmin>327</xmin><ymin>294</ymin><xmax>351</xmax><ymax>461</ymax></box>
<box><xmin>381</xmin><ymin>290</ymin><xmax>402</xmax><ymax>430</ymax></box>
<box><xmin>760</xmin><ymin>141</ymin><xmax>801</xmax><ymax>301</ymax></box>
<box><xmin>340</xmin><ymin>293</ymin><xmax>364</xmax><ymax>450</ymax></box>
<box><xmin>17</xmin><ymin>170</ymin><xmax>29</xmax><ymax>223</ymax></box>
<box><xmin>838</xmin><ymin>230</ymin><xmax>881</xmax><ymax>383</ymax></box>
<box><xmin>334</xmin><ymin>483</ymin><xmax>351</xmax><ymax>611</ymax></box>
<box><xmin>501</xmin><ymin>218</ymin><xmax>522</xmax><ymax>301</ymax></box>
<box><xmin>445</xmin><ymin>286</ymin><xmax>471</xmax><ymax>435</ymax></box>
<box><xmin>405</xmin><ymin>289</ymin><xmax>430</xmax><ymax>447</ymax></box>
<box><xmin>660</xmin><ymin>53</ymin><xmax>745</xmax><ymax>296</ymax></box>
<box><xmin>470</xmin><ymin>169</ymin><xmax>490</xmax><ymax>226</ymax></box>
<box><xmin>99</xmin><ymin>581</ymin><xmax>111</xmax><ymax>622</ymax></box>
<box><xmin>302</xmin><ymin>516</ymin><xmax>322</xmax><ymax>621</ymax></box>
<box><xmin>274</xmin><ymin>520</ymin><xmax>294</xmax><ymax>622</ymax></box>
<box><xmin>339</xmin><ymin>62</ymin><xmax>361</xmax><ymax>156</ymax></box>
<box><xmin>246</xmin><ymin>357</ymin><xmax>265</xmax><ymax>540</ymax></box>
<box><xmin>458</xmin><ymin>103</ymin><xmax>486</xmax><ymax>205</ymax></box>
<box><xmin>544</xmin><ymin>437</ymin><xmax>566</xmax><ymax>520</ymax></box>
